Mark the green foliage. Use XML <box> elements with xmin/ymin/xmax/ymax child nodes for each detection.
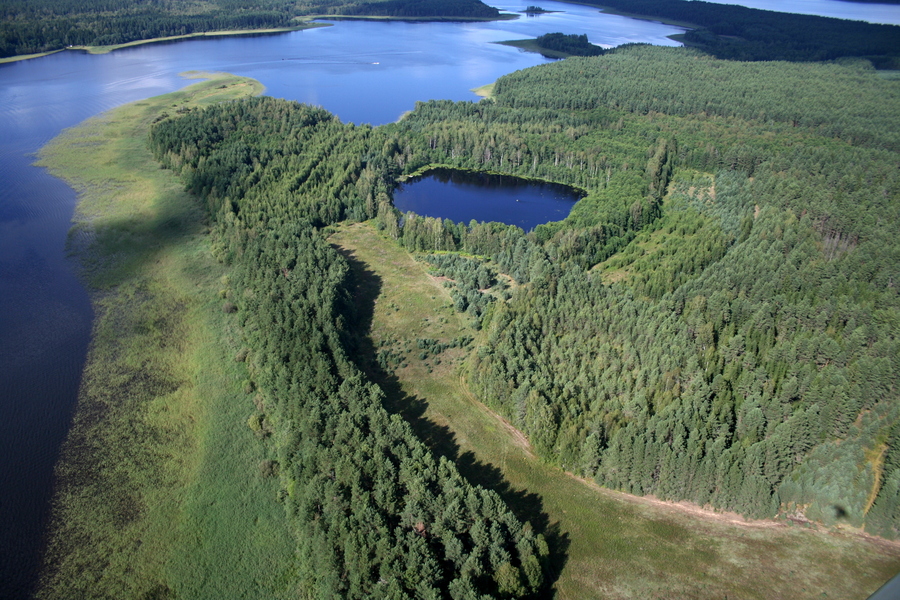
<box><xmin>534</xmin><ymin>33</ymin><xmax>603</xmax><ymax>57</ymax></box>
<box><xmin>379</xmin><ymin>46</ymin><xmax>900</xmax><ymax>530</ymax></box>
<box><xmin>146</xmin><ymin>44</ymin><xmax>900</xmax><ymax>593</ymax></box>
<box><xmin>150</xmin><ymin>96</ymin><xmax>550</xmax><ymax>597</ymax></box>
<box><xmin>343</xmin><ymin>0</ymin><xmax>500</xmax><ymax>18</ymax></box>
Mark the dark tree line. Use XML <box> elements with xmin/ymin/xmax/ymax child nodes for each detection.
<box><xmin>534</xmin><ymin>33</ymin><xmax>603</xmax><ymax>57</ymax></box>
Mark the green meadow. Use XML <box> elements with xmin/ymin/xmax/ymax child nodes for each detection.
<box><xmin>35</xmin><ymin>73</ymin><xmax>296</xmax><ymax>599</ymax></box>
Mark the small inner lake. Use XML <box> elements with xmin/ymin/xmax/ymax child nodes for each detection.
<box><xmin>393</xmin><ymin>168</ymin><xmax>584</xmax><ymax>231</ymax></box>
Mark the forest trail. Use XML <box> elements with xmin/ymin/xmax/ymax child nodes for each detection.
<box><xmin>329</xmin><ymin>220</ymin><xmax>900</xmax><ymax>600</ymax></box>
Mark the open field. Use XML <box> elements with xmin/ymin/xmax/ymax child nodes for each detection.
<box><xmin>35</xmin><ymin>73</ymin><xmax>296</xmax><ymax>599</ymax></box>
<box><xmin>330</xmin><ymin>220</ymin><xmax>900</xmax><ymax>600</ymax></box>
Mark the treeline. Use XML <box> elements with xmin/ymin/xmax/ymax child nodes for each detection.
<box><xmin>534</xmin><ymin>33</ymin><xmax>603</xmax><ymax>57</ymax></box>
<box><xmin>149</xmin><ymin>97</ymin><xmax>550</xmax><ymax>598</ymax></box>
<box><xmin>341</xmin><ymin>0</ymin><xmax>500</xmax><ymax>18</ymax></box>
<box><xmin>373</xmin><ymin>46</ymin><xmax>900</xmax><ymax>533</ymax></box>
<box><xmin>587</xmin><ymin>0</ymin><xmax>900</xmax><ymax>66</ymax></box>
<box><xmin>0</xmin><ymin>0</ymin><xmax>502</xmax><ymax>58</ymax></box>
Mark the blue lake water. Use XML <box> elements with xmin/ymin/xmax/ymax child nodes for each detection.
<box><xmin>394</xmin><ymin>168</ymin><xmax>583</xmax><ymax>231</ymax></box>
<box><xmin>701</xmin><ymin>0</ymin><xmax>900</xmax><ymax>25</ymax></box>
<box><xmin>0</xmin><ymin>0</ymin><xmax>898</xmax><ymax>596</ymax></box>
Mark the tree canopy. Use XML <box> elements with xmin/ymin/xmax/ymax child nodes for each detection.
<box><xmin>139</xmin><ymin>43</ymin><xmax>900</xmax><ymax>596</ymax></box>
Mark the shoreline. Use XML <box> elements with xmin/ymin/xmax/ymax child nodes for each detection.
<box><xmin>0</xmin><ymin>12</ymin><xmax>520</xmax><ymax>63</ymax></box>
<box><xmin>34</xmin><ymin>73</ymin><xmax>295</xmax><ymax>599</ymax></box>
<box><xmin>495</xmin><ymin>38</ymin><xmax>575</xmax><ymax>59</ymax></box>
<box><xmin>0</xmin><ymin>24</ymin><xmax>328</xmax><ymax>63</ymax></box>
<box><xmin>310</xmin><ymin>12</ymin><xmax>519</xmax><ymax>22</ymax></box>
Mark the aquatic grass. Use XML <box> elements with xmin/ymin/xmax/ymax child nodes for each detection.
<box><xmin>35</xmin><ymin>74</ymin><xmax>295</xmax><ymax>599</ymax></box>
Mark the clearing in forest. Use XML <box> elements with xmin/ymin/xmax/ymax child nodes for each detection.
<box><xmin>330</xmin><ymin>220</ymin><xmax>900</xmax><ymax>600</ymax></box>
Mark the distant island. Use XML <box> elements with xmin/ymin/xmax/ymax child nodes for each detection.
<box><xmin>498</xmin><ymin>32</ymin><xmax>604</xmax><ymax>58</ymax></box>
<box><xmin>522</xmin><ymin>5</ymin><xmax>558</xmax><ymax>14</ymax></box>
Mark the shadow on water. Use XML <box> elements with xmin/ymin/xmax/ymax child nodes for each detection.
<box><xmin>333</xmin><ymin>242</ymin><xmax>570</xmax><ymax>597</ymax></box>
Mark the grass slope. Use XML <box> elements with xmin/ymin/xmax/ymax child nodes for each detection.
<box><xmin>35</xmin><ymin>73</ymin><xmax>295</xmax><ymax>599</ymax></box>
<box><xmin>330</xmin><ymin>220</ymin><xmax>900</xmax><ymax>600</ymax></box>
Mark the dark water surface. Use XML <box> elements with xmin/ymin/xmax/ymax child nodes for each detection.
<box><xmin>394</xmin><ymin>168</ymin><xmax>583</xmax><ymax>231</ymax></box>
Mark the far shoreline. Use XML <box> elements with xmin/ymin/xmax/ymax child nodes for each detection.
<box><xmin>0</xmin><ymin>12</ymin><xmax>521</xmax><ymax>64</ymax></box>
<box><xmin>0</xmin><ymin>23</ymin><xmax>329</xmax><ymax>63</ymax></box>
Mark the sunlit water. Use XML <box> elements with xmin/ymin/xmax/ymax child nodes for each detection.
<box><xmin>0</xmin><ymin>0</ymin><xmax>897</xmax><ymax>596</ymax></box>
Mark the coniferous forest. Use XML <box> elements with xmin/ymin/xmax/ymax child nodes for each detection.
<box><xmin>140</xmin><ymin>46</ymin><xmax>900</xmax><ymax>600</ymax></box>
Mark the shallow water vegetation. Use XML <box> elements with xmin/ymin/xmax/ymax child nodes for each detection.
<box><xmin>36</xmin><ymin>73</ymin><xmax>296</xmax><ymax>600</ymax></box>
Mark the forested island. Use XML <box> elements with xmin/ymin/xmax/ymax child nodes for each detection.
<box><xmin>498</xmin><ymin>32</ymin><xmax>604</xmax><ymax>58</ymax></box>
<box><xmin>35</xmin><ymin>30</ymin><xmax>900</xmax><ymax>598</ymax></box>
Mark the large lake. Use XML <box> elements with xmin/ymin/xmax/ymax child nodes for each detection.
<box><xmin>0</xmin><ymin>0</ymin><xmax>898</xmax><ymax>597</ymax></box>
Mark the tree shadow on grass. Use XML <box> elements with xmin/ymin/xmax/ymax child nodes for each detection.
<box><xmin>332</xmin><ymin>241</ymin><xmax>570</xmax><ymax>597</ymax></box>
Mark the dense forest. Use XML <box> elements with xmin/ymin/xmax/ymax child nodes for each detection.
<box><xmin>590</xmin><ymin>0</ymin><xmax>900</xmax><ymax>66</ymax></box>
<box><xmin>0</xmin><ymin>0</ymin><xmax>499</xmax><ymax>57</ymax></box>
<box><xmin>147</xmin><ymin>99</ymin><xmax>549</xmax><ymax>598</ymax></box>
<box><xmin>533</xmin><ymin>33</ymin><xmax>603</xmax><ymax>57</ymax></box>
<box><xmin>147</xmin><ymin>44</ymin><xmax>900</xmax><ymax>553</ymax></box>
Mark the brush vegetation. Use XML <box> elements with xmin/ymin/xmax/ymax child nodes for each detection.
<box><xmin>589</xmin><ymin>0</ymin><xmax>900</xmax><ymax>67</ymax></box>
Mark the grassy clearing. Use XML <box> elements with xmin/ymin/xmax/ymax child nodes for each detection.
<box><xmin>35</xmin><ymin>73</ymin><xmax>296</xmax><ymax>599</ymax></box>
<box><xmin>472</xmin><ymin>83</ymin><xmax>496</xmax><ymax>98</ymax></box>
<box><xmin>330</xmin><ymin>220</ymin><xmax>900</xmax><ymax>600</ymax></box>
